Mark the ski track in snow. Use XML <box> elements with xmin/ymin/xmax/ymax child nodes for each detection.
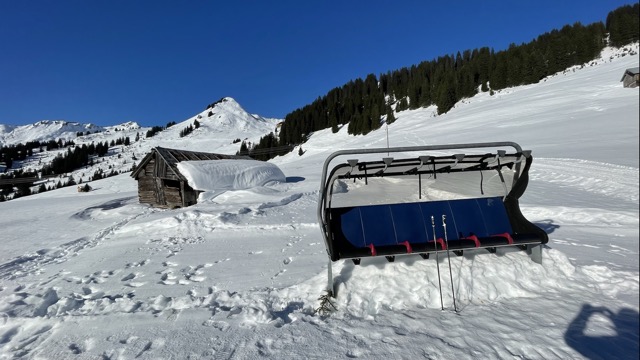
<box><xmin>531</xmin><ymin>157</ymin><xmax>639</xmax><ymax>205</ymax></box>
<box><xmin>0</xmin><ymin>199</ymin><xmax>155</xmax><ymax>281</ymax></box>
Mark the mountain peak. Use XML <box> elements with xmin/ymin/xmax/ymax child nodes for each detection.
<box><xmin>195</xmin><ymin>97</ymin><xmax>272</xmax><ymax>134</ymax></box>
<box><xmin>205</xmin><ymin>97</ymin><xmax>241</xmax><ymax>111</ymax></box>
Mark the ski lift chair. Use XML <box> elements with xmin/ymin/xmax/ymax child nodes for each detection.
<box><xmin>317</xmin><ymin>142</ymin><xmax>548</xmax><ymax>297</ymax></box>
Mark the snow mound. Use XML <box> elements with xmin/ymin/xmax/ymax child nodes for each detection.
<box><xmin>177</xmin><ymin>159</ymin><xmax>286</xmax><ymax>193</ymax></box>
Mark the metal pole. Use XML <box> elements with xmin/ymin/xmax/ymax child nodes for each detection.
<box><xmin>385</xmin><ymin>121</ymin><xmax>389</xmax><ymax>156</ymax></box>
<box><xmin>442</xmin><ymin>215</ymin><xmax>458</xmax><ymax>312</ymax></box>
<box><xmin>432</xmin><ymin>216</ymin><xmax>444</xmax><ymax>311</ymax></box>
<box><xmin>327</xmin><ymin>260</ymin><xmax>334</xmax><ymax>297</ymax></box>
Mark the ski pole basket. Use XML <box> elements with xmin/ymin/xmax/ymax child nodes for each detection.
<box><xmin>317</xmin><ymin>142</ymin><xmax>548</xmax><ymax>296</ymax></box>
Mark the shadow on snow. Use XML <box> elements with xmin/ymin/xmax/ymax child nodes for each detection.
<box><xmin>565</xmin><ymin>303</ymin><xmax>640</xmax><ymax>360</ymax></box>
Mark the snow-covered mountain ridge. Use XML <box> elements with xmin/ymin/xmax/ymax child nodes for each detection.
<box><xmin>0</xmin><ymin>120</ymin><xmax>106</xmax><ymax>147</ymax></box>
<box><xmin>1</xmin><ymin>97</ymin><xmax>280</xmax><ymax>193</ymax></box>
<box><xmin>0</xmin><ymin>97</ymin><xmax>277</xmax><ymax>148</ymax></box>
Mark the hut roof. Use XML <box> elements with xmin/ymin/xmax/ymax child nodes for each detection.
<box><xmin>620</xmin><ymin>67</ymin><xmax>640</xmax><ymax>81</ymax></box>
<box><xmin>130</xmin><ymin>146</ymin><xmax>251</xmax><ymax>181</ymax></box>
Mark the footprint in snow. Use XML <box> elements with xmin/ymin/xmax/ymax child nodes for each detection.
<box><xmin>68</xmin><ymin>343</ymin><xmax>83</xmax><ymax>354</ymax></box>
<box><xmin>121</xmin><ymin>273</ymin><xmax>137</xmax><ymax>282</ymax></box>
<box><xmin>202</xmin><ymin>319</ymin><xmax>230</xmax><ymax>331</ymax></box>
<box><xmin>188</xmin><ymin>275</ymin><xmax>206</xmax><ymax>282</ymax></box>
<box><xmin>271</xmin><ymin>269</ymin><xmax>286</xmax><ymax>279</ymax></box>
<box><xmin>160</xmin><ymin>272</ymin><xmax>178</xmax><ymax>285</ymax></box>
<box><xmin>126</xmin><ymin>259</ymin><xmax>150</xmax><ymax>268</ymax></box>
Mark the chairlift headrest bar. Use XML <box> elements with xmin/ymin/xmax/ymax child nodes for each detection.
<box><xmin>338</xmin><ymin>152</ymin><xmax>524</xmax><ymax>176</ymax></box>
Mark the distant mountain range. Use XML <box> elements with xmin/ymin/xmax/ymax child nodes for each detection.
<box><xmin>0</xmin><ymin>98</ymin><xmax>279</xmax><ymax>148</ymax></box>
<box><xmin>0</xmin><ymin>120</ymin><xmax>108</xmax><ymax>147</ymax></box>
<box><xmin>0</xmin><ymin>97</ymin><xmax>280</xmax><ymax>200</ymax></box>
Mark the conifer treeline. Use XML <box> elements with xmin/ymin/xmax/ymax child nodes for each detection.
<box><xmin>607</xmin><ymin>3</ymin><xmax>640</xmax><ymax>47</ymax></box>
<box><xmin>41</xmin><ymin>140</ymin><xmax>119</xmax><ymax>175</ymax></box>
<box><xmin>252</xmin><ymin>4</ymin><xmax>638</xmax><ymax>157</ymax></box>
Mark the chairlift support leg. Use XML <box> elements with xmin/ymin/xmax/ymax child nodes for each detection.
<box><xmin>527</xmin><ymin>244</ymin><xmax>543</xmax><ymax>264</ymax></box>
<box><xmin>327</xmin><ymin>260</ymin><xmax>335</xmax><ymax>297</ymax></box>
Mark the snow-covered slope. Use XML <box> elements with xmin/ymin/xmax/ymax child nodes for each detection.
<box><xmin>0</xmin><ymin>120</ymin><xmax>106</xmax><ymax>147</ymax></box>
<box><xmin>3</xmin><ymin>97</ymin><xmax>280</xmax><ymax>192</ymax></box>
<box><xmin>0</xmin><ymin>46</ymin><xmax>638</xmax><ymax>359</ymax></box>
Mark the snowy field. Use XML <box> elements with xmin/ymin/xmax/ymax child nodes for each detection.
<box><xmin>0</xmin><ymin>45</ymin><xmax>638</xmax><ymax>359</ymax></box>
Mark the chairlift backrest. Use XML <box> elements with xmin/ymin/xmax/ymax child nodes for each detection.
<box><xmin>318</xmin><ymin>142</ymin><xmax>547</xmax><ymax>262</ymax></box>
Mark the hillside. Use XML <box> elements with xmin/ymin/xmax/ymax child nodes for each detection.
<box><xmin>0</xmin><ymin>44</ymin><xmax>637</xmax><ymax>359</ymax></box>
<box><xmin>0</xmin><ymin>97</ymin><xmax>280</xmax><ymax>197</ymax></box>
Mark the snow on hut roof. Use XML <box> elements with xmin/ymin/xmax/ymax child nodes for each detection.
<box><xmin>176</xmin><ymin>159</ymin><xmax>285</xmax><ymax>191</ymax></box>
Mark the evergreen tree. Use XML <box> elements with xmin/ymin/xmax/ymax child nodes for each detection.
<box><xmin>239</xmin><ymin>141</ymin><xmax>249</xmax><ymax>155</ymax></box>
<box><xmin>435</xmin><ymin>73</ymin><xmax>457</xmax><ymax>114</ymax></box>
<box><xmin>386</xmin><ymin>106</ymin><xmax>396</xmax><ymax>124</ymax></box>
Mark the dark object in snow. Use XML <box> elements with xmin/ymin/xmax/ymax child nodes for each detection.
<box><xmin>77</xmin><ymin>184</ymin><xmax>92</xmax><ymax>192</ymax></box>
<box><xmin>314</xmin><ymin>291</ymin><xmax>337</xmax><ymax>316</ymax></box>
<box><xmin>317</xmin><ymin>142</ymin><xmax>548</xmax><ymax>298</ymax></box>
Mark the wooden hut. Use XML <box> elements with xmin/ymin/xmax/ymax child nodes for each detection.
<box><xmin>131</xmin><ymin>147</ymin><xmax>250</xmax><ymax>208</ymax></box>
<box><xmin>620</xmin><ymin>67</ymin><xmax>640</xmax><ymax>88</ymax></box>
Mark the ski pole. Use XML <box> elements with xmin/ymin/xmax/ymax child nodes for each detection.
<box><xmin>442</xmin><ymin>214</ymin><xmax>458</xmax><ymax>312</ymax></box>
<box><xmin>431</xmin><ymin>215</ymin><xmax>444</xmax><ymax>311</ymax></box>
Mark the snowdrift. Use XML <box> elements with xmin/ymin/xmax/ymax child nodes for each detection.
<box><xmin>177</xmin><ymin>159</ymin><xmax>286</xmax><ymax>200</ymax></box>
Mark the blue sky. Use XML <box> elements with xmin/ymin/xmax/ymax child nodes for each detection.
<box><xmin>0</xmin><ymin>0</ymin><xmax>635</xmax><ymax>127</ymax></box>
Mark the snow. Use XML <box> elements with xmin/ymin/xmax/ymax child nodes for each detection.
<box><xmin>177</xmin><ymin>159</ymin><xmax>286</xmax><ymax>201</ymax></box>
<box><xmin>0</xmin><ymin>44</ymin><xmax>638</xmax><ymax>359</ymax></box>
<box><xmin>0</xmin><ymin>120</ymin><xmax>106</xmax><ymax>147</ymax></box>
